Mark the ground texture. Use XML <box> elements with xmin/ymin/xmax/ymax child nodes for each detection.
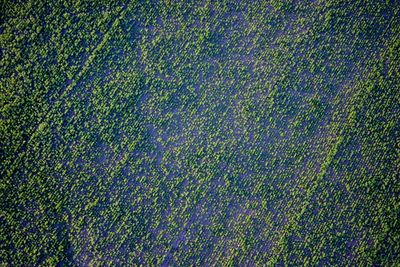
<box><xmin>1</xmin><ymin>0</ymin><xmax>400</xmax><ymax>266</ymax></box>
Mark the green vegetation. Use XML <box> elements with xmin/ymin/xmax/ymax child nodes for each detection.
<box><xmin>1</xmin><ymin>0</ymin><xmax>399</xmax><ymax>265</ymax></box>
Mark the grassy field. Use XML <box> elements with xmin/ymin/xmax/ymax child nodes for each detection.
<box><xmin>1</xmin><ymin>0</ymin><xmax>399</xmax><ymax>266</ymax></box>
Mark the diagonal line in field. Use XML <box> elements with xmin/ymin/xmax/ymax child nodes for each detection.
<box><xmin>268</xmin><ymin>12</ymin><xmax>399</xmax><ymax>264</ymax></box>
<box><xmin>1</xmin><ymin>1</ymin><xmax>133</xmax><ymax>180</ymax></box>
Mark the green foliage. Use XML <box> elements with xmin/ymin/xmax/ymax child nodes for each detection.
<box><xmin>1</xmin><ymin>0</ymin><xmax>399</xmax><ymax>266</ymax></box>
